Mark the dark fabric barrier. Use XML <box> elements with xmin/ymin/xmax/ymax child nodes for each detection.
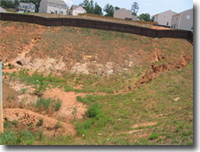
<box><xmin>0</xmin><ymin>13</ymin><xmax>193</xmax><ymax>43</ymax></box>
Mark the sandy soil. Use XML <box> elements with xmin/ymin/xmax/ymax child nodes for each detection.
<box><xmin>151</xmin><ymin>26</ymin><xmax>173</xmax><ymax>30</ymax></box>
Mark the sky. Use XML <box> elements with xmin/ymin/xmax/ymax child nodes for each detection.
<box><xmin>63</xmin><ymin>0</ymin><xmax>193</xmax><ymax>17</ymax></box>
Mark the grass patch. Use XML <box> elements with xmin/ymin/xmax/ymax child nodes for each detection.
<box><xmin>34</xmin><ymin>97</ymin><xmax>61</xmax><ymax>112</ymax></box>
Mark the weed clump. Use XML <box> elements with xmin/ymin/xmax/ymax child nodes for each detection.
<box><xmin>34</xmin><ymin>97</ymin><xmax>61</xmax><ymax>112</ymax></box>
<box><xmin>32</xmin><ymin>75</ymin><xmax>51</xmax><ymax>96</ymax></box>
<box><xmin>86</xmin><ymin>103</ymin><xmax>101</xmax><ymax>118</ymax></box>
<box><xmin>149</xmin><ymin>132</ymin><xmax>159</xmax><ymax>140</ymax></box>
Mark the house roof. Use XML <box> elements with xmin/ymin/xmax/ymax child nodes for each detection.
<box><xmin>154</xmin><ymin>10</ymin><xmax>176</xmax><ymax>16</ymax></box>
<box><xmin>171</xmin><ymin>8</ymin><xmax>192</xmax><ymax>17</ymax></box>
<box><xmin>71</xmin><ymin>5</ymin><xmax>79</xmax><ymax>10</ymax></box>
<box><xmin>19</xmin><ymin>2</ymin><xmax>35</xmax><ymax>6</ymax></box>
<box><xmin>47</xmin><ymin>0</ymin><xmax>67</xmax><ymax>6</ymax></box>
<box><xmin>0</xmin><ymin>6</ymin><xmax>6</xmax><ymax>12</ymax></box>
<box><xmin>114</xmin><ymin>8</ymin><xmax>132</xmax><ymax>14</ymax></box>
<box><xmin>172</xmin><ymin>13</ymin><xmax>181</xmax><ymax>17</ymax></box>
<box><xmin>179</xmin><ymin>8</ymin><xmax>193</xmax><ymax>14</ymax></box>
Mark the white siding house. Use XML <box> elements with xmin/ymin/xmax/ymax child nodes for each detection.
<box><xmin>114</xmin><ymin>8</ymin><xmax>137</xmax><ymax>21</ymax></box>
<box><xmin>171</xmin><ymin>8</ymin><xmax>193</xmax><ymax>31</ymax></box>
<box><xmin>154</xmin><ymin>10</ymin><xmax>176</xmax><ymax>26</ymax></box>
<box><xmin>68</xmin><ymin>5</ymin><xmax>87</xmax><ymax>16</ymax></box>
<box><xmin>39</xmin><ymin>0</ymin><xmax>68</xmax><ymax>15</ymax></box>
<box><xmin>114</xmin><ymin>8</ymin><xmax>132</xmax><ymax>19</ymax></box>
<box><xmin>18</xmin><ymin>2</ymin><xmax>35</xmax><ymax>13</ymax></box>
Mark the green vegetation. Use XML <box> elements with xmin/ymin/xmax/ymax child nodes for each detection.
<box><xmin>32</xmin><ymin>75</ymin><xmax>51</xmax><ymax>96</ymax></box>
<box><xmin>34</xmin><ymin>97</ymin><xmax>61</xmax><ymax>112</ymax></box>
<box><xmin>37</xmin><ymin>118</ymin><xmax>44</xmax><ymax>126</ymax></box>
<box><xmin>149</xmin><ymin>132</ymin><xmax>159</xmax><ymax>140</ymax></box>
<box><xmin>1</xmin><ymin>61</ymin><xmax>193</xmax><ymax>145</ymax></box>
<box><xmin>1</xmin><ymin>20</ymin><xmax>193</xmax><ymax>145</ymax></box>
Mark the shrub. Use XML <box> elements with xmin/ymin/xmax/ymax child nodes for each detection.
<box><xmin>76</xmin><ymin>120</ymin><xmax>93</xmax><ymax>135</ymax></box>
<box><xmin>34</xmin><ymin>98</ymin><xmax>61</xmax><ymax>112</ymax></box>
<box><xmin>149</xmin><ymin>132</ymin><xmax>159</xmax><ymax>140</ymax></box>
<box><xmin>32</xmin><ymin>75</ymin><xmax>51</xmax><ymax>96</ymax></box>
<box><xmin>37</xmin><ymin>118</ymin><xmax>44</xmax><ymax>126</ymax></box>
<box><xmin>87</xmin><ymin>103</ymin><xmax>101</xmax><ymax>118</ymax></box>
<box><xmin>55</xmin><ymin>118</ymin><xmax>61</xmax><ymax>129</ymax></box>
<box><xmin>65</xmin><ymin>85</ymin><xmax>73</xmax><ymax>92</ymax></box>
<box><xmin>8</xmin><ymin>63</ymin><xmax>13</xmax><ymax>69</ymax></box>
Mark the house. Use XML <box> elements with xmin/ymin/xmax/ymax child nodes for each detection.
<box><xmin>0</xmin><ymin>7</ymin><xmax>6</xmax><ymax>13</ymax></box>
<box><xmin>114</xmin><ymin>8</ymin><xmax>137</xmax><ymax>21</ymax></box>
<box><xmin>68</xmin><ymin>5</ymin><xmax>87</xmax><ymax>16</ymax></box>
<box><xmin>171</xmin><ymin>8</ymin><xmax>193</xmax><ymax>31</ymax></box>
<box><xmin>18</xmin><ymin>2</ymin><xmax>35</xmax><ymax>13</ymax></box>
<box><xmin>39</xmin><ymin>0</ymin><xmax>68</xmax><ymax>15</ymax></box>
<box><xmin>154</xmin><ymin>10</ymin><xmax>176</xmax><ymax>26</ymax></box>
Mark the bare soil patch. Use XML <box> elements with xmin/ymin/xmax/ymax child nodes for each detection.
<box><xmin>151</xmin><ymin>26</ymin><xmax>173</xmax><ymax>30</ymax></box>
<box><xmin>131</xmin><ymin>122</ymin><xmax>157</xmax><ymax>129</ymax></box>
<box><xmin>3</xmin><ymin>108</ymin><xmax>76</xmax><ymax>137</ymax></box>
<box><xmin>0</xmin><ymin>21</ymin><xmax>193</xmax><ymax>76</ymax></box>
<box><xmin>43</xmin><ymin>88</ymin><xmax>87</xmax><ymax>122</ymax></box>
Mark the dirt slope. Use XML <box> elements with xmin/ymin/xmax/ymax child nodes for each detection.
<box><xmin>0</xmin><ymin>20</ymin><xmax>193</xmax><ymax>76</ymax></box>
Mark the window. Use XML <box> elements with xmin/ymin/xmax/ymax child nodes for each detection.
<box><xmin>186</xmin><ymin>15</ymin><xmax>190</xmax><ymax>19</ymax></box>
<box><xmin>163</xmin><ymin>15</ymin><xmax>165</xmax><ymax>18</ymax></box>
<box><xmin>167</xmin><ymin>22</ymin><xmax>169</xmax><ymax>25</ymax></box>
<box><xmin>54</xmin><ymin>4</ymin><xmax>56</xmax><ymax>7</ymax></box>
<box><xmin>191</xmin><ymin>25</ymin><xmax>193</xmax><ymax>30</ymax></box>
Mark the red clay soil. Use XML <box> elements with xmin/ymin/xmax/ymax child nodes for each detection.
<box><xmin>3</xmin><ymin>108</ymin><xmax>76</xmax><ymax>137</ymax></box>
<box><xmin>1</xmin><ymin>20</ymin><xmax>193</xmax><ymax>138</ymax></box>
<box><xmin>0</xmin><ymin>20</ymin><xmax>193</xmax><ymax>76</ymax></box>
<box><xmin>136</xmin><ymin>54</ymin><xmax>193</xmax><ymax>87</ymax></box>
<box><xmin>43</xmin><ymin>88</ymin><xmax>87</xmax><ymax>122</ymax></box>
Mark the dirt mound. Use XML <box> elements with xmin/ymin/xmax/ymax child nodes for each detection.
<box><xmin>43</xmin><ymin>88</ymin><xmax>87</xmax><ymax>121</ymax></box>
<box><xmin>2</xmin><ymin>81</ymin><xmax>87</xmax><ymax>137</ymax></box>
<box><xmin>3</xmin><ymin>108</ymin><xmax>76</xmax><ymax>137</ymax></box>
<box><xmin>3</xmin><ymin>80</ymin><xmax>87</xmax><ymax>122</ymax></box>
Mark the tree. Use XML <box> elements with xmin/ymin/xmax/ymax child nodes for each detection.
<box><xmin>138</xmin><ymin>13</ymin><xmax>151</xmax><ymax>21</ymax></box>
<box><xmin>115</xmin><ymin>6</ymin><xmax>120</xmax><ymax>11</ymax></box>
<box><xmin>132</xmin><ymin>12</ymin><xmax>137</xmax><ymax>16</ymax></box>
<box><xmin>94</xmin><ymin>2</ymin><xmax>103</xmax><ymax>15</ymax></box>
<box><xmin>80</xmin><ymin>0</ymin><xmax>103</xmax><ymax>15</ymax></box>
<box><xmin>14</xmin><ymin>0</ymin><xmax>19</xmax><ymax>8</ymax></box>
<box><xmin>89</xmin><ymin>0</ymin><xmax>94</xmax><ymax>14</ymax></box>
<box><xmin>34</xmin><ymin>0</ymin><xmax>41</xmax><ymax>13</ymax></box>
<box><xmin>7</xmin><ymin>0</ymin><xmax>14</xmax><ymax>8</ymax></box>
<box><xmin>0</xmin><ymin>0</ymin><xmax>7</xmax><ymax>8</ymax></box>
<box><xmin>80</xmin><ymin>0</ymin><xmax>93</xmax><ymax>14</ymax></box>
<box><xmin>103</xmin><ymin>3</ymin><xmax>114</xmax><ymax>17</ymax></box>
<box><xmin>131</xmin><ymin>2</ymin><xmax>139</xmax><ymax>14</ymax></box>
<box><xmin>151</xmin><ymin>16</ymin><xmax>155</xmax><ymax>22</ymax></box>
<box><xmin>80</xmin><ymin>0</ymin><xmax>90</xmax><ymax>8</ymax></box>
